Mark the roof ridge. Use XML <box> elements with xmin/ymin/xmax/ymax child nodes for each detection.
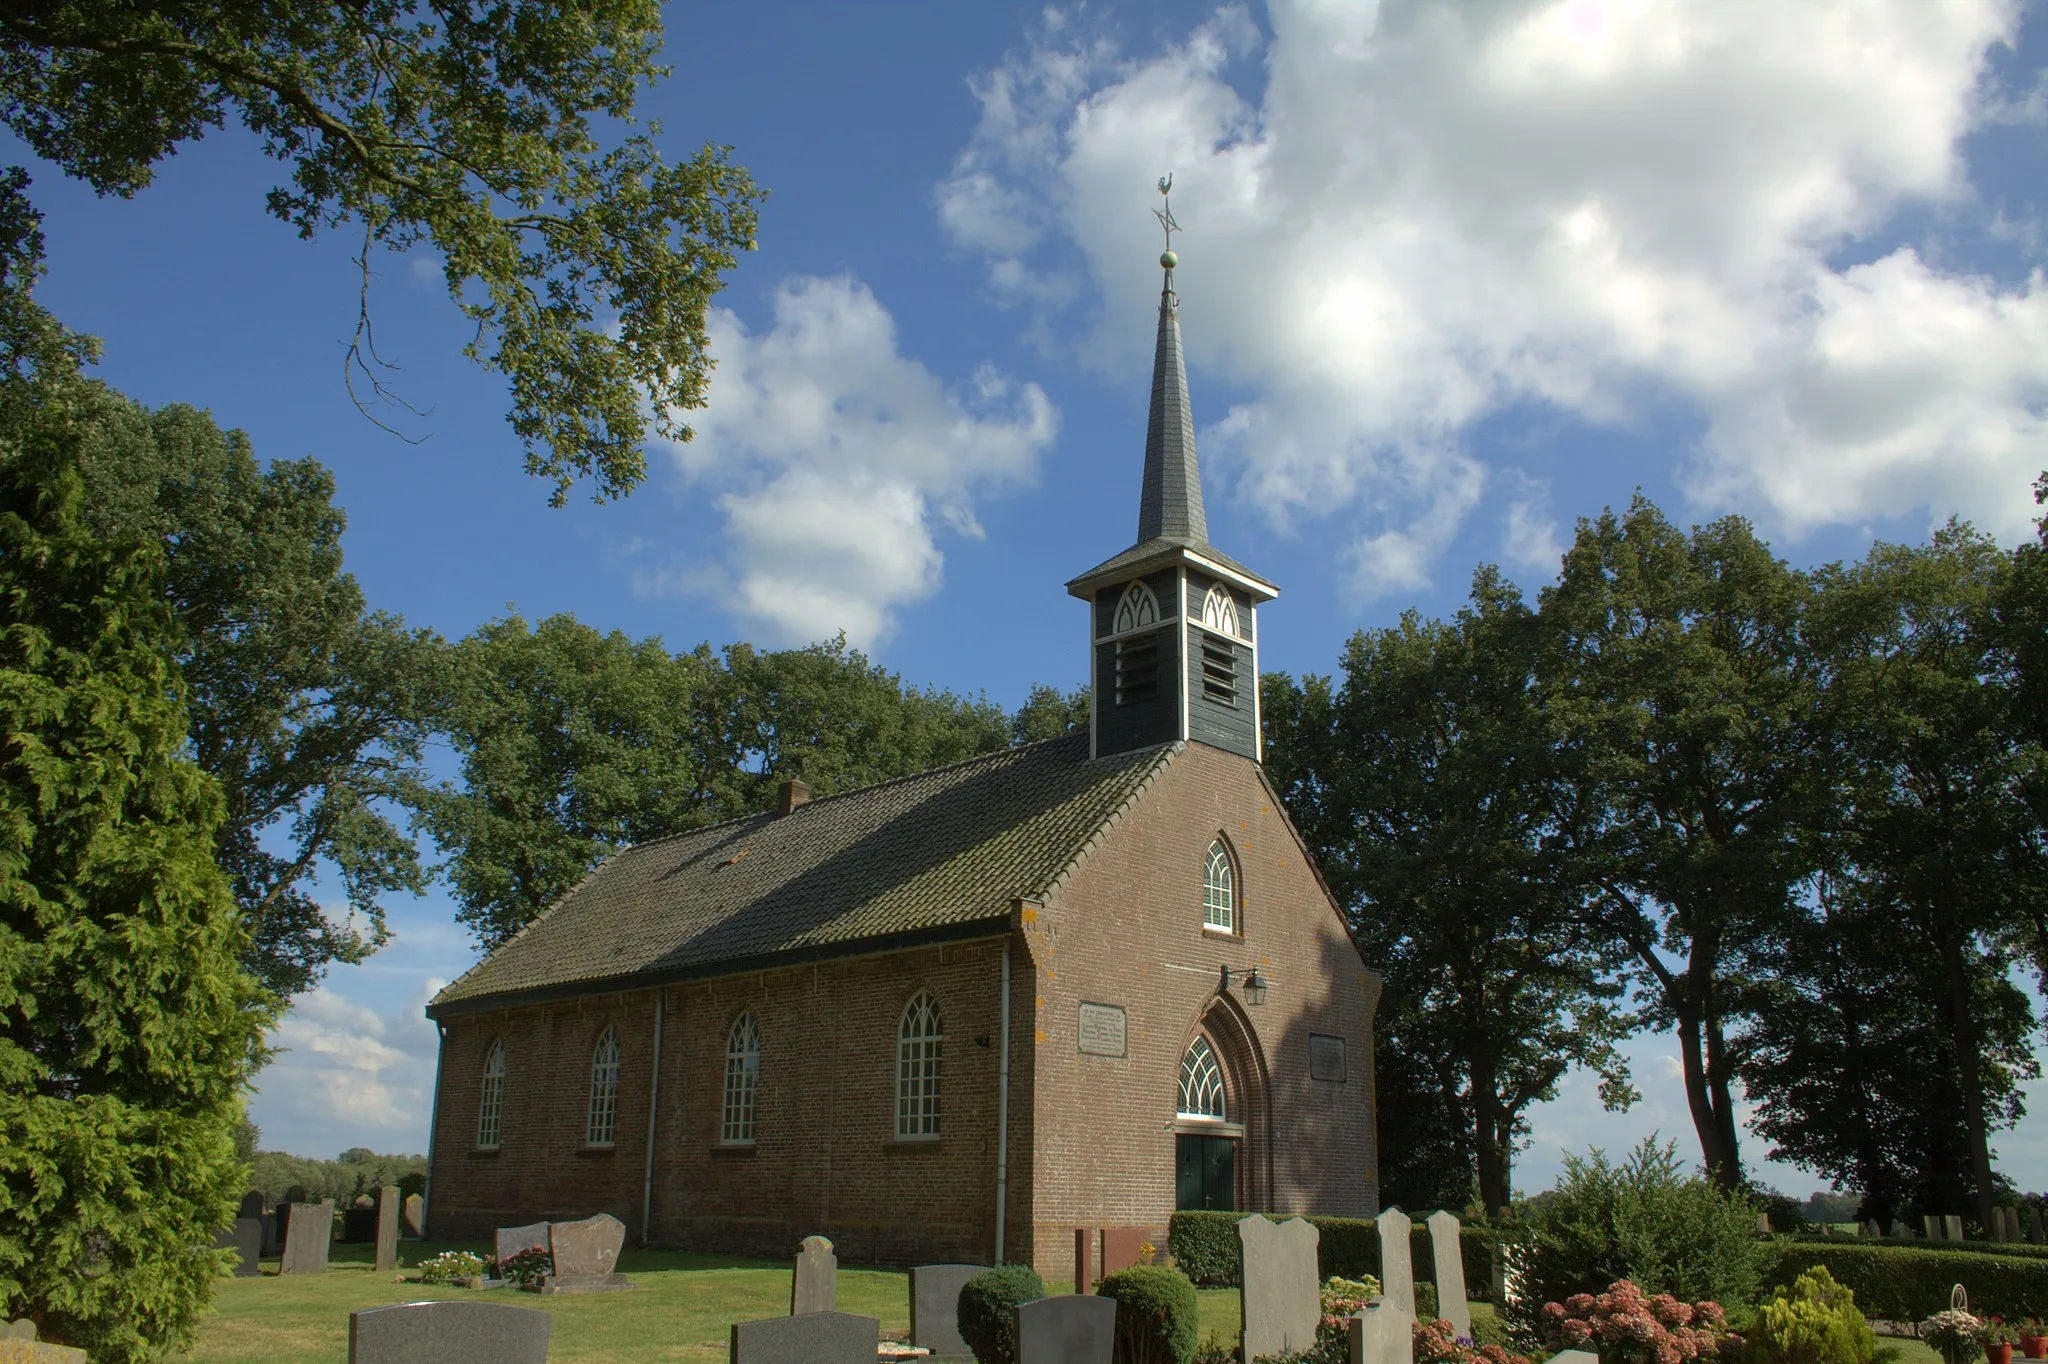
<box><xmin>1029</xmin><ymin>740</ymin><xmax>1184</xmax><ymax>901</ymax></box>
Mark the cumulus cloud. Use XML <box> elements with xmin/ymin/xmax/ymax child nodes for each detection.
<box><xmin>941</xmin><ymin>0</ymin><xmax>2046</xmax><ymax>595</ymax></box>
<box><xmin>649</xmin><ymin>275</ymin><xmax>1058</xmax><ymax>647</ymax></box>
<box><xmin>253</xmin><ymin>981</ymin><xmax>441</xmax><ymax>1149</ymax></box>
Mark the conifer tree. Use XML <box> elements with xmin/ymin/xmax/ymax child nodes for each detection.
<box><xmin>0</xmin><ymin>172</ymin><xmax>272</xmax><ymax>1362</ymax></box>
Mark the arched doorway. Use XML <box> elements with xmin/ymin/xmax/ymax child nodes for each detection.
<box><xmin>1172</xmin><ymin>996</ymin><xmax>1271</xmax><ymax>1212</ymax></box>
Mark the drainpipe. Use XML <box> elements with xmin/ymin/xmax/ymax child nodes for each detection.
<box><xmin>995</xmin><ymin>941</ymin><xmax>1012</xmax><ymax>1265</ymax></box>
<box><xmin>640</xmin><ymin>989</ymin><xmax>665</xmax><ymax>1246</ymax></box>
<box><xmin>422</xmin><ymin>1018</ymin><xmax>446</xmax><ymax>1240</ymax></box>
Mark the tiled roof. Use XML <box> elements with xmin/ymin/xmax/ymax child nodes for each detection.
<box><xmin>428</xmin><ymin>735</ymin><xmax>1179</xmax><ymax>1014</ymax></box>
<box><xmin>1066</xmin><ymin>537</ymin><xmax>1278</xmax><ymax>595</ymax></box>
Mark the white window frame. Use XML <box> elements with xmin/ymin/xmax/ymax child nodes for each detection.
<box><xmin>1111</xmin><ymin>580</ymin><xmax>1161</xmax><ymax>635</ymax></box>
<box><xmin>721</xmin><ymin>1011</ymin><xmax>760</xmax><ymax>1144</ymax></box>
<box><xmin>585</xmin><ymin>1026</ymin><xmax>620</xmax><ymax>1147</ymax></box>
<box><xmin>895</xmin><ymin>991</ymin><xmax>943</xmax><ymax>1139</ymax></box>
<box><xmin>1201</xmin><ymin>584</ymin><xmax>1241</xmax><ymax>638</ymax></box>
<box><xmin>477</xmin><ymin>1039</ymin><xmax>505</xmax><ymax>1149</ymax></box>
<box><xmin>1178</xmin><ymin>1035</ymin><xmax>1226</xmax><ymax>1120</ymax></box>
<box><xmin>1203</xmin><ymin>839</ymin><xmax>1236</xmax><ymax>933</ymax></box>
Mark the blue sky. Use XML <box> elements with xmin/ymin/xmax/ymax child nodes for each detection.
<box><xmin>12</xmin><ymin>0</ymin><xmax>2048</xmax><ymax>1199</ymax></box>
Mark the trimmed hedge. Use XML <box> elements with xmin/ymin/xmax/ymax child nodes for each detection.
<box><xmin>1097</xmin><ymin>1265</ymin><xmax>1199</xmax><ymax>1364</ymax></box>
<box><xmin>1767</xmin><ymin>1242</ymin><xmax>2048</xmax><ymax>1320</ymax></box>
<box><xmin>1167</xmin><ymin>1210</ymin><xmax>1511</xmax><ymax>1296</ymax></box>
<box><xmin>1779</xmin><ymin>1233</ymin><xmax>2048</xmax><ymax>1262</ymax></box>
<box><xmin>958</xmin><ymin>1265</ymin><xmax>1046</xmax><ymax>1364</ymax></box>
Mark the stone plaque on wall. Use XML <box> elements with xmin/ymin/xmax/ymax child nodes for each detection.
<box><xmin>1077</xmin><ymin>1003</ymin><xmax>1127</xmax><ymax>1058</ymax></box>
<box><xmin>1309</xmin><ymin>1034</ymin><xmax>1347</xmax><ymax>1082</ymax></box>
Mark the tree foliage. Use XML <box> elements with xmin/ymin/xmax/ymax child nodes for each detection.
<box><xmin>0</xmin><ymin>209</ymin><xmax>270</xmax><ymax>1359</ymax></box>
<box><xmin>0</xmin><ymin>0</ymin><xmax>764</xmax><ymax>503</ymax></box>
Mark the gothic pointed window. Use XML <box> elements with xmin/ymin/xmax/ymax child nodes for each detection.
<box><xmin>896</xmin><ymin>991</ymin><xmax>943</xmax><ymax>1138</ymax></box>
<box><xmin>1201</xmin><ymin>584</ymin><xmax>1241</xmax><ymax>638</ymax></box>
<box><xmin>1203</xmin><ymin>840</ymin><xmax>1236</xmax><ymax>932</ymax></box>
<box><xmin>1113</xmin><ymin>580</ymin><xmax>1160</xmax><ymax>634</ymax></box>
<box><xmin>722</xmin><ymin>1011</ymin><xmax>760</xmax><ymax>1144</ymax></box>
<box><xmin>585</xmin><ymin>1026</ymin><xmax>620</xmax><ymax>1147</ymax></box>
<box><xmin>477</xmin><ymin>1039</ymin><xmax>505</xmax><ymax>1149</ymax></box>
<box><xmin>1178</xmin><ymin>1036</ymin><xmax>1226</xmax><ymax>1120</ymax></box>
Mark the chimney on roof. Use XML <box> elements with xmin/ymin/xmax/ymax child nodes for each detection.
<box><xmin>776</xmin><ymin>777</ymin><xmax>811</xmax><ymax>816</ymax></box>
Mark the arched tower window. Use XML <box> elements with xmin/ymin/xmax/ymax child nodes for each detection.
<box><xmin>1178</xmin><ymin>1035</ymin><xmax>1226</xmax><ymax>1120</ymax></box>
<box><xmin>585</xmin><ymin>1026</ymin><xmax>620</xmax><ymax>1146</ymax></box>
<box><xmin>1203</xmin><ymin>840</ymin><xmax>1236</xmax><ymax>932</ymax></box>
<box><xmin>1201</xmin><ymin>584</ymin><xmax>1241</xmax><ymax>637</ymax></box>
<box><xmin>477</xmin><ymin>1039</ymin><xmax>505</xmax><ymax>1149</ymax></box>
<box><xmin>1113</xmin><ymin>580</ymin><xmax>1160</xmax><ymax>634</ymax></box>
<box><xmin>896</xmin><ymin>991</ymin><xmax>943</xmax><ymax>1138</ymax></box>
<box><xmin>721</xmin><ymin>1011</ymin><xmax>760</xmax><ymax>1144</ymax></box>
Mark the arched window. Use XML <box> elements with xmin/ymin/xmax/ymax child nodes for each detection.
<box><xmin>896</xmin><ymin>991</ymin><xmax>943</xmax><ymax>1138</ymax></box>
<box><xmin>477</xmin><ymin>1039</ymin><xmax>505</xmax><ymax>1149</ymax></box>
<box><xmin>1203</xmin><ymin>840</ymin><xmax>1236</xmax><ymax>932</ymax></box>
<box><xmin>1113</xmin><ymin>580</ymin><xmax>1160</xmax><ymax>634</ymax></box>
<box><xmin>721</xmin><ymin>1012</ymin><xmax>760</xmax><ymax>1144</ymax></box>
<box><xmin>1201</xmin><ymin>584</ymin><xmax>1241</xmax><ymax>638</ymax></box>
<box><xmin>585</xmin><ymin>1026</ymin><xmax>620</xmax><ymax>1146</ymax></box>
<box><xmin>1178</xmin><ymin>1036</ymin><xmax>1226</xmax><ymax>1120</ymax></box>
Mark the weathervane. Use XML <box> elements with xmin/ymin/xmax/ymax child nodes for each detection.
<box><xmin>1154</xmin><ymin>174</ymin><xmax>1181</xmax><ymax>273</ymax></box>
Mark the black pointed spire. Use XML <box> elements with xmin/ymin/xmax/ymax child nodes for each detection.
<box><xmin>1137</xmin><ymin>275</ymin><xmax>1207</xmax><ymax>546</ymax></box>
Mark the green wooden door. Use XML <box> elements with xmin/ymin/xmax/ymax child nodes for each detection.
<box><xmin>1175</xmin><ymin>1134</ymin><xmax>1236</xmax><ymax>1211</ymax></box>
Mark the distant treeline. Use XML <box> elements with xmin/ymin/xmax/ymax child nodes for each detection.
<box><xmin>244</xmin><ymin>1145</ymin><xmax>426</xmax><ymax>1206</ymax></box>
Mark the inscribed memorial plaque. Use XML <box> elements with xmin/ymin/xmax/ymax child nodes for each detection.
<box><xmin>1427</xmin><ymin>1210</ymin><xmax>1472</xmax><ymax>1340</ymax></box>
<box><xmin>1309</xmin><ymin>1034</ymin><xmax>1348</xmax><ymax>1082</ymax></box>
<box><xmin>909</xmin><ymin>1264</ymin><xmax>988</xmax><ymax>1360</ymax></box>
<box><xmin>1240</xmin><ymin>1215</ymin><xmax>1321</xmax><ymax>1361</ymax></box>
<box><xmin>1015</xmin><ymin>1294</ymin><xmax>1115</xmax><ymax>1364</ymax></box>
<box><xmin>730</xmin><ymin>1310</ymin><xmax>877</xmax><ymax>1364</ymax></box>
<box><xmin>1077</xmin><ymin>1002</ymin><xmax>1127</xmax><ymax>1057</ymax></box>
<box><xmin>348</xmin><ymin>1300</ymin><xmax>550</xmax><ymax>1364</ymax></box>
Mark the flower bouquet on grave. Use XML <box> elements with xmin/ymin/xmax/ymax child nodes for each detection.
<box><xmin>1923</xmin><ymin>1308</ymin><xmax>1986</xmax><ymax>1364</ymax></box>
<box><xmin>416</xmin><ymin>1249</ymin><xmax>491</xmax><ymax>1285</ymax></box>
<box><xmin>497</xmin><ymin>1245</ymin><xmax>554</xmax><ymax>1289</ymax></box>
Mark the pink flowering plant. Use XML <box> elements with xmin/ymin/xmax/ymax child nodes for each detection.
<box><xmin>1540</xmin><ymin>1280</ymin><xmax>1733</xmax><ymax>1364</ymax></box>
<box><xmin>1414</xmin><ymin>1315</ymin><xmax>1531</xmax><ymax>1364</ymax></box>
<box><xmin>496</xmin><ymin>1245</ymin><xmax>553</xmax><ymax>1288</ymax></box>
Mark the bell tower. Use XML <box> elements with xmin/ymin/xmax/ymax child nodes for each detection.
<box><xmin>1067</xmin><ymin>179</ymin><xmax>1278</xmax><ymax>763</ymax></box>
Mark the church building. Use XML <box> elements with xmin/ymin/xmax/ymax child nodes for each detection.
<box><xmin>421</xmin><ymin>234</ymin><xmax>1384</xmax><ymax>1279</ymax></box>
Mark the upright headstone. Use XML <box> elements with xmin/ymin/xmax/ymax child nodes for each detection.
<box><xmin>494</xmin><ymin>1221</ymin><xmax>551</xmax><ymax>1270</ymax></box>
<box><xmin>790</xmin><ymin>1235</ymin><xmax>837</xmax><ymax>1315</ymax></box>
<box><xmin>402</xmin><ymin>1193</ymin><xmax>425</xmax><ymax>1239</ymax></box>
<box><xmin>269</xmin><ymin>1200</ymin><xmax>293</xmax><ymax>1256</ymax></box>
<box><xmin>2030</xmin><ymin>1206</ymin><xmax>2045</xmax><ymax>1245</ymax></box>
<box><xmin>2006</xmin><ymin>1207</ymin><xmax>2023</xmax><ymax>1243</ymax></box>
<box><xmin>730</xmin><ymin>1310</ymin><xmax>877</xmax><ymax>1364</ymax></box>
<box><xmin>541</xmin><ymin>1212</ymin><xmax>631</xmax><ymax>1292</ymax></box>
<box><xmin>1426</xmin><ymin>1210</ymin><xmax>1472</xmax><ymax>1340</ymax></box>
<box><xmin>1945</xmin><ymin>1214</ymin><xmax>1964</xmax><ymax>1242</ymax></box>
<box><xmin>1015</xmin><ymin>1294</ymin><xmax>1115</xmax><ymax>1364</ymax></box>
<box><xmin>374</xmin><ymin>1186</ymin><xmax>401</xmax><ymax>1272</ymax></box>
<box><xmin>1863</xmin><ymin>1219</ymin><xmax>1881</xmax><ymax>1239</ymax></box>
<box><xmin>238</xmin><ymin>1191</ymin><xmax>264</xmax><ymax>1222</ymax></box>
<box><xmin>1755</xmin><ymin>1213</ymin><xmax>1772</xmax><ymax>1236</ymax></box>
<box><xmin>213</xmin><ymin>1219</ymin><xmax>262</xmax><ymax>1277</ymax></box>
<box><xmin>909</xmin><ymin>1264</ymin><xmax>988</xmax><ymax>1362</ymax></box>
<box><xmin>1376</xmin><ymin>1207</ymin><xmax>1417</xmax><ymax>1318</ymax></box>
<box><xmin>1240</xmin><ymin>1215</ymin><xmax>1322</xmax><ymax>1361</ymax></box>
<box><xmin>279</xmin><ymin>1198</ymin><xmax>335</xmax><ymax>1274</ymax></box>
<box><xmin>1892</xmin><ymin>1220</ymin><xmax>1912</xmax><ymax>1240</ymax></box>
<box><xmin>1924</xmin><ymin>1215</ymin><xmax>1941</xmax><ymax>1241</ymax></box>
<box><xmin>0</xmin><ymin>1319</ymin><xmax>88</xmax><ymax>1363</ymax></box>
<box><xmin>1545</xmin><ymin>1352</ymin><xmax>1600</xmax><ymax>1364</ymax></box>
<box><xmin>1073</xmin><ymin>1229</ymin><xmax>1093</xmax><ymax>1292</ymax></box>
<box><xmin>348</xmin><ymin>1300</ymin><xmax>550</xmax><ymax>1364</ymax></box>
<box><xmin>1351</xmin><ymin>1298</ymin><xmax>1416</xmax><ymax>1364</ymax></box>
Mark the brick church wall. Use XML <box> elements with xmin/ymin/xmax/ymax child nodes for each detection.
<box><xmin>1021</xmin><ymin>742</ymin><xmax>1381</xmax><ymax>1285</ymax></box>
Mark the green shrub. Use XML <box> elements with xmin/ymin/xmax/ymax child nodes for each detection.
<box><xmin>1766</xmin><ymin>1243</ymin><xmax>2048</xmax><ymax>1321</ymax></box>
<box><xmin>1098</xmin><ymin>1265</ymin><xmax>1199</xmax><ymax>1364</ymax></box>
<box><xmin>1510</xmin><ymin>1138</ymin><xmax>1770</xmax><ymax>1335</ymax></box>
<box><xmin>958</xmin><ymin>1264</ymin><xmax>1046</xmax><ymax>1364</ymax></box>
<box><xmin>1747</xmin><ymin>1267</ymin><xmax>1876</xmax><ymax>1364</ymax></box>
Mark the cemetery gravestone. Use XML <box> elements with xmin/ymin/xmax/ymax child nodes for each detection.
<box><xmin>213</xmin><ymin>1219</ymin><xmax>262</xmax><ymax>1277</ymax></box>
<box><xmin>1547</xmin><ymin>1352</ymin><xmax>1601</xmax><ymax>1364</ymax></box>
<box><xmin>791</xmin><ymin>1235</ymin><xmax>837</xmax><ymax>1315</ymax></box>
<box><xmin>374</xmin><ymin>1186</ymin><xmax>401</xmax><ymax>1273</ymax></box>
<box><xmin>494</xmin><ymin>1222</ymin><xmax>551</xmax><ymax>1272</ymax></box>
<box><xmin>2007</xmin><ymin>1207</ymin><xmax>2024</xmax><ymax>1243</ymax></box>
<box><xmin>280</xmin><ymin>1199</ymin><xmax>335</xmax><ymax>1274</ymax></box>
<box><xmin>1073</xmin><ymin>1229</ymin><xmax>1093</xmax><ymax>1292</ymax></box>
<box><xmin>909</xmin><ymin>1263</ymin><xmax>988</xmax><ymax>1361</ymax></box>
<box><xmin>1923</xmin><ymin>1215</ymin><xmax>1941</xmax><ymax>1241</ymax></box>
<box><xmin>1015</xmin><ymin>1294</ymin><xmax>1115</xmax><ymax>1364</ymax></box>
<box><xmin>1240</xmin><ymin>1215</ymin><xmax>1322</xmax><ymax>1361</ymax></box>
<box><xmin>342</xmin><ymin>1205</ymin><xmax>378</xmax><ymax>1243</ymax></box>
<box><xmin>1892</xmin><ymin>1221</ymin><xmax>1912</xmax><ymax>1239</ymax></box>
<box><xmin>238</xmin><ymin>1191</ymin><xmax>264</xmax><ymax>1221</ymax></box>
<box><xmin>2031</xmin><ymin>1207</ymin><xmax>2045</xmax><ymax>1245</ymax></box>
<box><xmin>1945</xmin><ymin>1215</ymin><xmax>1964</xmax><ymax>1242</ymax></box>
<box><xmin>1755</xmin><ymin>1214</ymin><xmax>1772</xmax><ymax>1235</ymax></box>
<box><xmin>348</xmin><ymin>1300</ymin><xmax>550</xmax><ymax>1364</ymax></box>
<box><xmin>541</xmin><ymin>1212</ymin><xmax>631</xmax><ymax>1293</ymax></box>
<box><xmin>269</xmin><ymin>1200</ymin><xmax>293</xmax><ymax>1256</ymax></box>
<box><xmin>402</xmin><ymin>1193</ymin><xmax>425</xmax><ymax>1239</ymax></box>
<box><xmin>1100</xmin><ymin>1227</ymin><xmax>1150</xmax><ymax>1278</ymax></box>
<box><xmin>1351</xmin><ymin>1297</ymin><xmax>1415</xmax><ymax>1364</ymax></box>
<box><xmin>730</xmin><ymin>1310</ymin><xmax>877</xmax><ymax>1364</ymax></box>
<box><xmin>1376</xmin><ymin>1207</ymin><xmax>1417</xmax><ymax>1317</ymax></box>
<box><xmin>1426</xmin><ymin>1210</ymin><xmax>1472</xmax><ymax>1341</ymax></box>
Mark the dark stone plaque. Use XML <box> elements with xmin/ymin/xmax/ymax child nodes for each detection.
<box><xmin>348</xmin><ymin>1300</ymin><xmax>550</xmax><ymax>1364</ymax></box>
<box><xmin>1309</xmin><ymin>1033</ymin><xmax>1347</xmax><ymax>1082</ymax></box>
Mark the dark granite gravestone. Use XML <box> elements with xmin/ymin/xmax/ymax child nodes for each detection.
<box><xmin>790</xmin><ymin>1235</ymin><xmax>836</xmax><ymax>1314</ymax></box>
<box><xmin>238</xmin><ymin>1191</ymin><xmax>264</xmax><ymax>1221</ymax></box>
<box><xmin>269</xmin><ymin>1200</ymin><xmax>293</xmax><ymax>1256</ymax></box>
<box><xmin>347</xmin><ymin>1300</ymin><xmax>550</xmax><ymax>1364</ymax></box>
<box><xmin>1240</xmin><ymin>1215</ymin><xmax>1321</xmax><ymax>1361</ymax></box>
<box><xmin>1015</xmin><ymin>1294</ymin><xmax>1115</xmax><ymax>1364</ymax></box>
<box><xmin>402</xmin><ymin>1194</ymin><xmax>425</xmax><ymax>1239</ymax></box>
<box><xmin>213</xmin><ymin>1219</ymin><xmax>262</xmax><ymax>1276</ymax></box>
<box><xmin>1099</xmin><ymin>1226</ymin><xmax>1150</xmax><ymax>1277</ymax></box>
<box><xmin>537</xmin><ymin>1213</ymin><xmax>632</xmax><ymax>1293</ymax></box>
<box><xmin>280</xmin><ymin>1199</ymin><xmax>336</xmax><ymax>1274</ymax></box>
<box><xmin>343</xmin><ymin>1206</ymin><xmax>378</xmax><ymax>1243</ymax></box>
<box><xmin>908</xmin><ymin>1264</ymin><xmax>989</xmax><ymax>1360</ymax></box>
<box><xmin>374</xmin><ymin>1186</ymin><xmax>401</xmax><ymax>1273</ymax></box>
<box><xmin>494</xmin><ymin>1221</ymin><xmax>551</xmax><ymax>1268</ymax></box>
<box><xmin>729</xmin><ymin>1309</ymin><xmax>877</xmax><ymax>1364</ymax></box>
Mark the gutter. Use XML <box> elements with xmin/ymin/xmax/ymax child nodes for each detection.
<box><xmin>640</xmin><ymin>989</ymin><xmax>665</xmax><ymax>1246</ymax></box>
<box><xmin>422</xmin><ymin>1018</ymin><xmax>446</xmax><ymax>1239</ymax></box>
<box><xmin>996</xmin><ymin>937</ymin><xmax>1012</xmax><ymax>1265</ymax></box>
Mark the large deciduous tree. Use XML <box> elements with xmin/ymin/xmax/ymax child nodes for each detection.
<box><xmin>0</xmin><ymin>1</ymin><xmax>764</xmax><ymax>503</ymax></box>
<box><xmin>0</xmin><ymin>195</ymin><xmax>270</xmax><ymax>1361</ymax></box>
<box><xmin>1264</xmin><ymin>568</ymin><xmax>1635</xmax><ymax>1213</ymax></box>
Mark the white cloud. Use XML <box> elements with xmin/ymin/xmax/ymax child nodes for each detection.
<box><xmin>253</xmin><ymin>982</ymin><xmax>440</xmax><ymax>1149</ymax></box>
<box><xmin>650</xmin><ymin>275</ymin><xmax>1058</xmax><ymax>647</ymax></box>
<box><xmin>942</xmin><ymin>0</ymin><xmax>2046</xmax><ymax>594</ymax></box>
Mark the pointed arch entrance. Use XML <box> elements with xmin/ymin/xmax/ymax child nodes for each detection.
<box><xmin>1172</xmin><ymin>993</ymin><xmax>1272</xmax><ymax>1213</ymax></box>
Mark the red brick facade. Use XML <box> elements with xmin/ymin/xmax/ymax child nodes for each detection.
<box><xmin>424</xmin><ymin>741</ymin><xmax>1379</xmax><ymax>1277</ymax></box>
